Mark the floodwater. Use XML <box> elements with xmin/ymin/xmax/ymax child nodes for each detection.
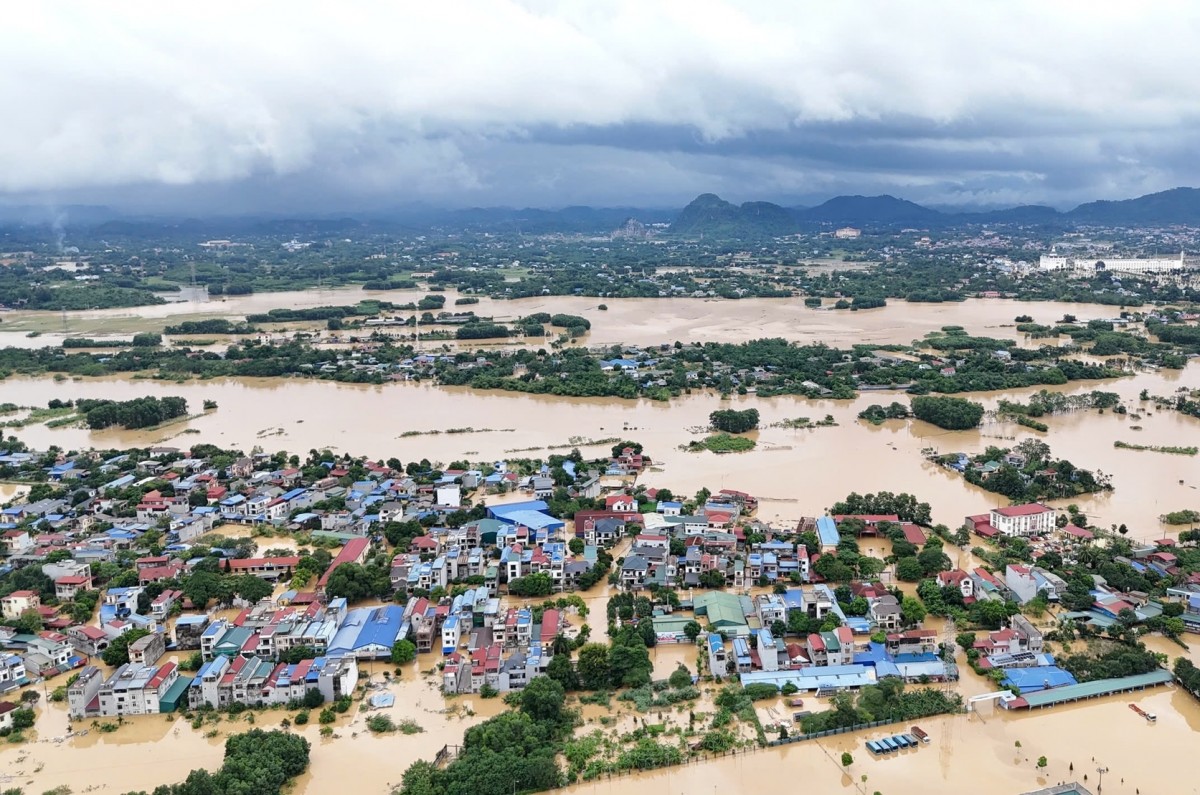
<box><xmin>3</xmin><ymin>293</ymin><xmax>1200</xmax><ymax>792</ymax></box>
<box><xmin>3</xmin><ymin>661</ymin><xmax>510</xmax><ymax>795</ymax></box>
<box><xmin>0</xmin><ymin>289</ymin><xmax>1139</xmax><ymax>349</ymax></box>
<box><xmin>563</xmin><ymin>684</ymin><xmax>1200</xmax><ymax>795</ymax></box>
<box><xmin>5</xmin><ymin>361</ymin><xmax>1199</xmax><ymax>540</ymax></box>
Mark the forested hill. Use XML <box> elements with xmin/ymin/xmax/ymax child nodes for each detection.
<box><xmin>668</xmin><ymin>186</ymin><xmax>1200</xmax><ymax>236</ymax></box>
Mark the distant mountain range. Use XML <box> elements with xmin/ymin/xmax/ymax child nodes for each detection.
<box><xmin>4</xmin><ymin>186</ymin><xmax>1200</xmax><ymax>240</ymax></box>
<box><xmin>669</xmin><ymin>187</ymin><xmax>1200</xmax><ymax>237</ymax></box>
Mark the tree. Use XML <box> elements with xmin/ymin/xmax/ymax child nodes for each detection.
<box><xmin>546</xmin><ymin>652</ymin><xmax>579</xmax><ymax>691</ymax></box>
<box><xmin>576</xmin><ymin>643</ymin><xmax>611</xmax><ymax>690</ymax></box>
<box><xmin>519</xmin><ymin>675</ymin><xmax>566</xmax><ymax>724</ymax></box>
<box><xmin>608</xmin><ymin>638</ymin><xmax>653</xmax><ymax>687</ymax></box>
<box><xmin>917</xmin><ymin>544</ymin><xmax>951</xmax><ymax>576</ymax></box>
<box><xmin>895</xmin><ymin>557</ymin><xmax>924</xmax><ymax>581</ymax></box>
<box><xmin>11</xmin><ymin>707</ymin><xmax>35</xmax><ymax>730</ymax></box>
<box><xmin>900</xmin><ymin>596</ymin><xmax>926</xmax><ymax>626</ymax></box>
<box><xmin>910</xmin><ymin>395</ymin><xmax>984</xmax><ymax>430</ymax></box>
<box><xmin>102</xmin><ymin>628</ymin><xmax>151</xmax><ymax>666</ymax></box>
<box><xmin>507</xmin><ymin>572</ymin><xmax>553</xmax><ymax>597</ymax></box>
<box><xmin>323</xmin><ymin>562</ymin><xmax>388</xmax><ymax>602</ymax></box>
<box><xmin>233</xmin><ymin>574</ymin><xmax>274</xmax><ymax>604</ymax></box>
<box><xmin>708</xmin><ymin>408</ymin><xmax>760</xmax><ymax>433</ymax></box>
<box><xmin>813</xmin><ymin>553</ymin><xmax>853</xmax><ymax>583</ymax></box>
<box><xmin>971</xmin><ymin>598</ymin><xmax>1011</xmax><ymax>629</ymax></box>
<box><xmin>391</xmin><ymin>639</ymin><xmax>416</xmax><ymax>665</ymax></box>
<box><xmin>683</xmin><ymin>621</ymin><xmax>702</xmax><ymax>641</ymax></box>
<box><xmin>669</xmin><ymin>665</ymin><xmax>692</xmax><ymax>689</ymax></box>
<box><xmin>1037</xmin><ymin>756</ymin><xmax>1047</xmax><ymax>769</ymax></box>
<box><xmin>841</xmin><ymin>752</ymin><xmax>854</xmax><ymax>768</ymax></box>
<box><xmin>568</xmin><ymin>538</ymin><xmax>585</xmax><ymax>555</ymax></box>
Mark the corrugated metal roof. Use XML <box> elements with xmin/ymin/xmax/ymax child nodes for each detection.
<box><xmin>1014</xmin><ymin>669</ymin><xmax>1173</xmax><ymax>707</ymax></box>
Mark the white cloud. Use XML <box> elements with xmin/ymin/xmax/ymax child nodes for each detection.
<box><xmin>4</xmin><ymin>1</ymin><xmax>1200</xmax><ymax>207</ymax></box>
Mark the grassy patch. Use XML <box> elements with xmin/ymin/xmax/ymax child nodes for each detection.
<box><xmin>685</xmin><ymin>433</ymin><xmax>756</xmax><ymax>453</ymax></box>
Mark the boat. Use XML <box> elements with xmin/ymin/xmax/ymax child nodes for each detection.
<box><xmin>911</xmin><ymin>725</ymin><xmax>930</xmax><ymax>743</ymax></box>
<box><xmin>1129</xmin><ymin>703</ymin><xmax>1157</xmax><ymax>723</ymax></box>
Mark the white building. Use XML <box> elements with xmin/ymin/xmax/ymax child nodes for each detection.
<box><xmin>435</xmin><ymin>485</ymin><xmax>461</xmax><ymax>507</ymax></box>
<box><xmin>1038</xmin><ymin>252</ymin><xmax>1184</xmax><ymax>275</ymax></box>
<box><xmin>989</xmin><ymin>504</ymin><xmax>1056</xmax><ymax>537</ymax></box>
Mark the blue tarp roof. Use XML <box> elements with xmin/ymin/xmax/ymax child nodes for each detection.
<box><xmin>488</xmin><ymin>500</ymin><xmax>549</xmax><ymax>519</ymax></box>
<box><xmin>327</xmin><ymin>605</ymin><xmax>405</xmax><ymax>656</ymax></box>
<box><xmin>817</xmin><ymin>516</ymin><xmax>840</xmax><ymax>546</ymax></box>
<box><xmin>495</xmin><ymin>510</ymin><xmax>564</xmax><ymax>530</ymax></box>
<box><xmin>1002</xmin><ymin>666</ymin><xmax>1078</xmax><ymax>693</ymax></box>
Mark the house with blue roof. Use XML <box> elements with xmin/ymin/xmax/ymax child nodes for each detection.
<box><xmin>816</xmin><ymin>516</ymin><xmax>840</xmax><ymax>549</ymax></box>
<box><xmin>599</xmin><ymin>358</ymin><xmax>639</xmax><ymax>372</ymax></box>
<box><xmin>1002</xmin><ymin>665</ymin><xmax>1077</xmax><ymax>693</ymax></box>
<box><xmin>326</xmin><ymin>605</ymin><xmax>406</xmax><ymax>660</ymax></box>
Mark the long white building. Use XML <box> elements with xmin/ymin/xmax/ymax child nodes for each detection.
<box><xmin>1038</xmin><ymin>252</ymin><xmax>1185</xmax><ymax>275</ymax></box>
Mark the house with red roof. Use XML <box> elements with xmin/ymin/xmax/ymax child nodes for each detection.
<box><xmin>227</xmin><ymin>556</ymin><xmax>300</xmax><ymax>580</ymax></box>
<box><xmin>988</xmin><ymin>503</ymin><xmax>1056</xmax><ymax>537</ymax></box>
<box><xmin>1</xmin><ymin>591</ymin><xmax>40</xmax><ymax>620</ymax></box>
<box><xmin>315</xmin><ymin>538</ymin><xmax>371</xmax><ymax>594</ymax></box>
<box><xmin>55</xmin><ymin>574</ymin><xmax>94</xmax><ymax>600</ymax></box>
<box><xmin>937</xmin><ymin>569</ymin><xmax>975</xmax><ymax>603</ymax></box>
<box><xmin>605</xmin><ymin>494</ymin><xmax>637</xmax><ymax>512</ymax></box>
<box><xmin>1061</xmin><ymin>524</ymin><xmax>1094</xmax><ymax>542</ymax></box>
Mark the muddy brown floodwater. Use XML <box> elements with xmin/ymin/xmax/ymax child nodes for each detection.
<box><xmin>0</xmin><ymin>291</ymin><xmax>1143</xmax><ymax>348</ymax></box>
<box><xmin>5</xmin><ymin>361</ymin><xmax>1199</xmax><ymax>540</ymax></box>
<box><xmin>2</xmin><ymin>294</ymin><xmax>1199</xmax><ymax>793</ymax></box>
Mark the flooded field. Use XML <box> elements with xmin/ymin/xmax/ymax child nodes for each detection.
<box><xmin>0</xmin><ymin>290</ymin><xmax>1137</xmax><ymax>349</ymax></box>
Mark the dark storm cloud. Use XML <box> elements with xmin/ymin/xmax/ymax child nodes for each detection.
<box><xmin>5</xmin><ymin>1</ymin><xmax>1200</xmax><ymax>213</ymax></box>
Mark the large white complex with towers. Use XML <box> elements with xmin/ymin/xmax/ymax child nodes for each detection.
<box><xmin>1038</xmin><ymin>252</ymin><xmax>1186</xmax><ymax>275</ymax></box>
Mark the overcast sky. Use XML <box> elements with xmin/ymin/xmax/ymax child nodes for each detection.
<box><xmin>5</xmin><ymin>1</ymin><xmax>1200</xmax><ymax>215</ymax></box>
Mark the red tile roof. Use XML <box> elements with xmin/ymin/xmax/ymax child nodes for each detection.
<box><xmin>995</xmin><ymin>503</ymin><xmax>1052</xmax><ymax>517</ymax></box>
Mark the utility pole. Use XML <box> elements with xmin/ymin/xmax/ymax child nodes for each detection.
<box><xmin>1096</xmin><ymin>765</ymin><xmax>1109</xmax><ymax>791</ymax></box>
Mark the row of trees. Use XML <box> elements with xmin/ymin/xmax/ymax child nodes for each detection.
<box><xmin>81</xmin><ymin>396</ymin><xmax>189</xmax><ymax>430</ymax></box>
<box><xmin>798</xmin><ymin>678</ymin><xmax>962</xmax><ymax>734</ymax></box>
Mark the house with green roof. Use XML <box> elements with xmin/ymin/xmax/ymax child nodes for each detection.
<box><xmin>693</xmin><ymin>591</ymin><xmax>749</xmax><ymax>637</ymax></box>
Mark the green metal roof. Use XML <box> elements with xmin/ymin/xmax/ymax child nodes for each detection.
<box><xmin>158</xmin><ymin>675</ymin><xmax>193</xmax><ymax>712</ymax></box>
<box><xmin>693</xmin><ymin>591</ymin><xmax>747</xmax><ymax>628</ymax></box>
<box><xmin>1017</xmin><ymin>669</ymin><xmax>1173</xmax><ymax>707</ymax></box>
<box><xmin>651</xmin><ymin>615</ymin><xmax>694</xmax><ymax>632</ymax></box>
